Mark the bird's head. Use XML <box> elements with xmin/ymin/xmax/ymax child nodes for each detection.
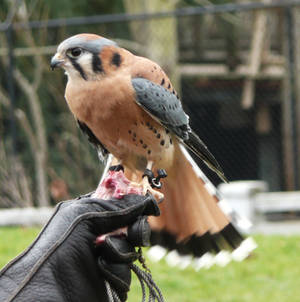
<box><xmin>51</xmin><ymin>33</ymin><xmax>121</xmax><ymax>81</ymax></box>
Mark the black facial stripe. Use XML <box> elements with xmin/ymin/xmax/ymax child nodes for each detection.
<box><xmin>70</xmin><ymin>58</ymin><xmax>87</xmax><ymax>80</ymax></box>
<box><xmin>111</xmin><ymin>52</ymin><xmax>121</xmax><ymax>67</ymax></box>
<box><xmin>92</xmin><ymin>54</ymin><xmax>103</xmax><ymax>73</ymax></box>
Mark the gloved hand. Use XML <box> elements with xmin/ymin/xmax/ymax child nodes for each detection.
<box><xmin>0</xmin><ymin>193</ymin><xmax>160</xmax><ymax>302</ymax></box>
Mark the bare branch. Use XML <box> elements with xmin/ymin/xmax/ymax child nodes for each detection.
<box><xmin>0</xmin><ymin>84</ymin><xmax>38</xmax><ymax>151</ymax></box>
<box><xmin>0</xmin><ymin>0</ymin><xmax>22</xmax><ymax>30</ymax></box>
<box><xmin>0</xmin><ymin>86</ymin><xmax>10</xmax><ymax>107</ymax></box>
<box><xmin>0</xmin><ymin>143</ymin><xmax>33</xmax><ymax>207</ymax></box>
<box><xmin>15</xmin><ymin>1</ymin><xmax>44</xmax><ymax>89</ymax></box>
<box><xmin>13</xmin><ymin>69</ymin><xmax>49</xmax><ymax>206</ymax></box>
<box><xmin>13</xmin><ymin>68</ymin><xmax>47</xmax><ymax>150</ymax></box>
<box><xmin>0</xmin><ymin>2</ymin><xmax>50</xmax><ymax>206</ymax></box>
<box><xmin>15</xmin><ymin>109</ymin><xmax>38</xmax><ymax>150</ymax></box>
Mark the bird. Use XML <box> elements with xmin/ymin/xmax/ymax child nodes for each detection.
<box><xmin>51</xmin><ymin>33</ymin><xmax>250</xmax><ymax>258</ymax></box>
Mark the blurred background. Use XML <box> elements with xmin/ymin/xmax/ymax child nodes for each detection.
<box><xmin>0</xmin><ymin>0</ymin><xmax>300</xmax><ymax>211</ymax></box>
<box><xmin>2</xmin><ymin>1</ymin><xmax>300</xmax><ymax>301</ymax></box>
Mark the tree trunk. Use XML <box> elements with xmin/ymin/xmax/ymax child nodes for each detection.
<box><xmin>124</xmin><ymin>0</ymin><xmax>180</xmax><ymax>91</ymax></box>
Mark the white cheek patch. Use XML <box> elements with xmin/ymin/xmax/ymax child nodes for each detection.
<box><xmin>77</xmin><ymin>52</ymin><xmax>93</xmax><ymax>72</ymax></box>
<box><xmin>64</xmin><ymin>64</ymin><xmax>78</xmax><ymax>79</ymax></box>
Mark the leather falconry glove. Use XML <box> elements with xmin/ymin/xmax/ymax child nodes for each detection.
<box><xmin>0</xmin><ymin>193</ymin><xmax>160</xmax><ymax>302</ymax></box>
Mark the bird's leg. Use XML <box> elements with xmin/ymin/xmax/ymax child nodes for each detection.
<box><xmin>141</xmin><ymin>161</ymin><xmax>166</xmax><ymax>202</ymax></box>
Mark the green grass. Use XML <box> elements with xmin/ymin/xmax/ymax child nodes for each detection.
<box><xmin>1</xmin><ymin>228</ymin><xmax>299</xmax><ymax>301</ymax></box>
<box><xmin>0</xmin><ymin>227</ymin><xmax>41</xmax><ymax>268</ymax></box>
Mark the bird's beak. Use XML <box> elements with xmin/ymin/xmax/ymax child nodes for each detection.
<box><xmin>50</xmin><ymin>53</ymin><xmax>64</xmax><ymax>70</ymax></box>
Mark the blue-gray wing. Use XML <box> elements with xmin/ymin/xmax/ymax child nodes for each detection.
<box><xmin>132</xmin><ymin>77</ymin><xmax>190</xmax><ymax>140</ymax></box>
<box><xmin>132</xmin><ymin>77</ymin><xmax>227</xmax><ymax>182</ymax></box>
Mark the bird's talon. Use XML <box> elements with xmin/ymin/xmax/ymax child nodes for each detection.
<box><xmin>147</xmin><ymin>187</ymin><xmax>165</xmax><ymax>202</ymax></box>
<box><xmin>109</xmin><ymin>164</ymin><xmax>124</xmax><ymax>172</ymax></box>
<box><xmin>141</xmin><ymin>179</ymin><xmax>164</xmax><ymax>202</ymax></box>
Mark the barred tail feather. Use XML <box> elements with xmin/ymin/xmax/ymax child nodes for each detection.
<box><xmin>148</xmin><ymin>143</ymin><xmax>255</xmax><ymax>260</ymax></box>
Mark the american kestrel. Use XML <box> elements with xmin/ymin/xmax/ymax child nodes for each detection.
<box><xmin>51</xmin><ymin>34</ymin><xmax>249</xmax><ymax>256</ymax></box>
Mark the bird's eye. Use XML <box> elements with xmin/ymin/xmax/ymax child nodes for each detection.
<box><xmin>67</xmin><ymin>47</ymin><xmax>82</xmax><ymax>58</ymax></box>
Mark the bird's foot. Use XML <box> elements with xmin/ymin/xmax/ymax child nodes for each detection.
<box><xmin>141</xmin><ymin>169</ymin><xmax>167</xmax><ymax>202</ymax></box>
